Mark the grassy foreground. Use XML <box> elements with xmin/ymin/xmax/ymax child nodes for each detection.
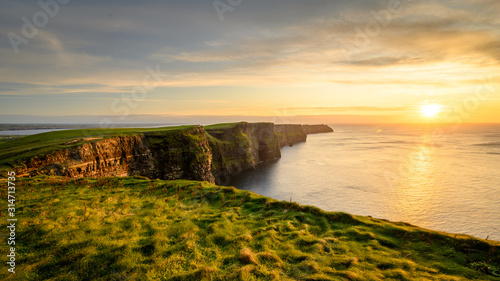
<box><xmin>0</xmin><ymin>176</ymin><xmax>499</xmax><ymax>280</ymax></box>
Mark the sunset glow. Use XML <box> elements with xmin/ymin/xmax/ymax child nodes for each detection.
<box><xmin>0</xmin><ymin>1</ymin><xmax>499</xmax><ymax>124</ymax></box>
<box><xmin>420</xmin><ymin>104</ymin><xmax>442</xmax><ymax>118</ymax></box>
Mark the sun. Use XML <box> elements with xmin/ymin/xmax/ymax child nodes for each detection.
<box><xmin>420</xmin><ymin>103</ymin><xmax>442</xmax><ymax>117</ymax></box>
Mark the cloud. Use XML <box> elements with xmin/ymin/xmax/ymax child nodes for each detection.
<box><xmin>0</xmin><ymin>0</ymin><xmax>498</xmax><ymax>120</ymax></box>
<box><xmin>147</xmin><ymin>0</ymin><xmax>500</xmax><ymax>85</ymax></box>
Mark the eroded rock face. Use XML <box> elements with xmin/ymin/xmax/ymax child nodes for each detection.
<box><xmin>15</xmin><ymin>126</ymin><xmax>214</xmax><ymax>182</ymax></box>
<box><xmin>143</xmin><ymin>126</ymin><xmax>213</xmax><ymax>182</ymax></box>
<box><xmin>13</xmin><ymin>123</ymin><xmax>333</xmax><ymax>183</ymax></box>
<box><xmin>206</xmin><ymin>122</ymin><xmax>314</xmax><ymax>184</ymax></box>
<box><xmin>275</xmin><ymin>124</ymin><xmax>307</xmax><ymax>147</ymax></box>
<box><xmin>206</xmin><ymin>122</ymin><xmax>281</xmax><ymax>181</ymax></box>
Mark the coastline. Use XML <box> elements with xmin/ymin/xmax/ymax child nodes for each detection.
<box><xmin>0</xmin><ymin>123</ymin><xmax>499</xmax><ymax>279</ymax></box>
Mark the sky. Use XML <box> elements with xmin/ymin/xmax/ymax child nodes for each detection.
<box><xmin>0</xmin><ymin>0</ymin><xmax>499</xmax><ymax>124</ymax></box>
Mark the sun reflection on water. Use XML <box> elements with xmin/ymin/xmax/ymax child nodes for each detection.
<box><xmin>394</xmin><ymin>143</ymin><xmax>440</xmax><ymax>228</ymax></box>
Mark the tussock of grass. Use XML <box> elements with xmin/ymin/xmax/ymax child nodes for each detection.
<box><xmin>239</xmin><ymin>248</ymin><xmax>259</xmax><ymax>265</ymax></box>
<box><xmin>0</xmin><ymin>176</ymin><xmax>498</xmax><ymax>280</ymax></box>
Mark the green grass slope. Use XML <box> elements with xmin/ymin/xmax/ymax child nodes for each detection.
<box><xmin>0</xmin><ymin>176</ymin><xmax>498</xmax><ymax>280</ymax></box>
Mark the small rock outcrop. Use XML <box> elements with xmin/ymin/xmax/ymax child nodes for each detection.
<box><xmin>302</xmin><ymin>124</ymin><xmax>334</xmax><ymax>134</ymax></box>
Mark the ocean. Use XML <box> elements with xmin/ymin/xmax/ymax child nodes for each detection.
<box><xmin>230</xmin><ymin>124</ymin><xmax>500</xmax><ymax>241</ymax></box>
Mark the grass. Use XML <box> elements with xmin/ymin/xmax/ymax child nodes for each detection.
<box><xmin>0</xmin><ymin>136</ymin><xmax>25</xmax><ymax>143</ymax></box>
<box><xmin>0</xmin><ymin>176</ymin><xmax>498</xmax><ymax>280</ymax></box>
<box><xmin>204</xmin><ymin>123</ymin><xmax>241</xmax><ymax>130</ymax></box>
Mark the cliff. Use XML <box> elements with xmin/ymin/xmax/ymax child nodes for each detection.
<box><xmin>206</xmin><ymin>122</ymin><xmax>333</xmax><ymax>184</ymax></box>
<box><xmin>5</xmin><ymin>122</ymin><xmax>333</xmax><ymax>183</ymax></box>
<box><xmin>275</xmin><ymin>124</ymin><xmax>307</xmax><ymax>147</ymax></box>
<box><xmin>206</xmin><ymin>122</ymin><xmax>281</xmax><ymax>183</ymax></box>
<box><xmin>302</xmin><ymin>124</ymin><xmax>334</xmax><ymax>134</ymax></box>
<box><xmin>13</xmin><ymin>126</ymin><xmax>214</xmax><ymax>182</ymax></box>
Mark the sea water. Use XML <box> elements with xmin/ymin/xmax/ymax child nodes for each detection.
<box><xmin>231</xmin><ymin>124</ymin><xmax>500</xmax><ymax>241</ymax></box>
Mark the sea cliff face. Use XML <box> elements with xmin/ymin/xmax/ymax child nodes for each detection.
<box><xmin>15</xmin><ymin>126</ymin><xmax>214</xmax><ymax>182</ymax></box>
<box><xmin>275</xmin><ymin>124</ymin><xmax>307</xmax><ymax>147</ymax></box>
<box><xmin>12</xmin><ymin>122</ymin><xmax>333</xmax><ymax>182</ymax></box>
<box><xmin>206</xmin><ymin>122</ymin><xmax>281</xmax><ymax>182</ymax></box>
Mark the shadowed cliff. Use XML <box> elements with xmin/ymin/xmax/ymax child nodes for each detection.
<box><xmin>1</xmin><ymin>122</ymin><xmax>333</xmax><ymax>182</ymax></box>
<box><xmin>10</xmin><ymin>126</ymin><xmax>214</xmax><ymax>182</ymax></box>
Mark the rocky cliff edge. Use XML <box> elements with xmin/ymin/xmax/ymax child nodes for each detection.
<box><xmin>8</xmin><ymin>122</ymin><xmax>333</xmax><ymax>182</ymax></box>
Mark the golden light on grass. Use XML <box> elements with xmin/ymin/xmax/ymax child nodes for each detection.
<box><xmin>420</xmin><ymin>103</ymin><xmax>442</xmax><ymax>117</ymax></box>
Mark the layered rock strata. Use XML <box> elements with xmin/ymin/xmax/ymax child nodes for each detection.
<box><xmin>13</xmin><ymin>123</ymin><xmax>333</xmax><ymax>182</ymax></box>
